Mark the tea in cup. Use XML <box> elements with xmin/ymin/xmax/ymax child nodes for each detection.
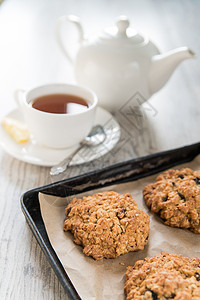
<box><xmin>15</xmin><ymin>83</ymin><xmax>98</xmax><ymax>149</ymax></box>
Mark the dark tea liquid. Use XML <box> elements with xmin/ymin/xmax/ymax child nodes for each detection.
<box><xmin>32</xmin><ymin>94</ymin><xmax>89</xmax><ymax>114</ymax></box>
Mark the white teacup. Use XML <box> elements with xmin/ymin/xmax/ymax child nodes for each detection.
<box><xmin>15</xmin><ymin>83</ymin><xmax>98</xmax><ymax>149</ymax></box>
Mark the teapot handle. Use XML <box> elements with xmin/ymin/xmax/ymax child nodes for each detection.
<box><xmin>55</xmin><ymin>15</ymin><xmax>84</xmax><ymax>64</ymax></box>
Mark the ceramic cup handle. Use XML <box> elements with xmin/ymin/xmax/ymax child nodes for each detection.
<box><xmin>55</xmin><ymin>15</ymin><xmax>84</xmax><ymax>64</ymax></box>
<box><xmin>14</xmin><ymin>89</ymin><xmax>26</xmax><ymax>107</ymax></box>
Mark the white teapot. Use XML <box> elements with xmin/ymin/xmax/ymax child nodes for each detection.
<box><xmin>56</xmin><ymin>15</ymin><xmax>195</xmax><ymax>112</ymax></box>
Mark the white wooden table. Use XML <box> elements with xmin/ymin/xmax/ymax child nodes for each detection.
<box><xmin>0</xmin><ymin>0</ymin><xmax>200</xmax><ymax>299</ymax></box>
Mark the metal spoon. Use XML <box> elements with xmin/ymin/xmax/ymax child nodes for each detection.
<box><xmin>50</xmin><ymin>125</ymin><xmax>106</xmax><ymax>175</ymax></box>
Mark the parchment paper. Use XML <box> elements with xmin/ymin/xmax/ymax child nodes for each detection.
<box><xmin>39</xmin><ymin>156</ymin><xmax>200</xmax><ymax>300</ymax></box>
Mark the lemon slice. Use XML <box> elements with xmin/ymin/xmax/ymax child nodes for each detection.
<box><xmin>2</xmin><ymin>117</ymin><xmax>30</xmax><ymax>143</ymax></box>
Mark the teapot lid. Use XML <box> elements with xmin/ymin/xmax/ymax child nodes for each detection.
<box><xmin>99</xmin><ymin>16</ymin><xmax>147</xmax><ymax>46</ymax></box>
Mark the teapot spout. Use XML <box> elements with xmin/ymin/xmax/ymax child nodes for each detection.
<box><xmin>149</xmin><ymin>47</ymin><xmax>195</xmax><ymax>94</ymax></box>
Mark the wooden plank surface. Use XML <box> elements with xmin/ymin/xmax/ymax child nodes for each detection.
<box><xmin>0</xmin><ymin>0</ymin><xmax>200</xmax><ymax>299</ymax></box>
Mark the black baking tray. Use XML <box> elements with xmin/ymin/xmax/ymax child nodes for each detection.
<box><xmin>21</xmin><ymin>142</ymin><xmax>200</xmax><ymax>300</ymax></box>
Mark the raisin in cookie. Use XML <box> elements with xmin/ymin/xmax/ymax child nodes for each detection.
<box><xmin>64</xmin><ymin>191</ymin><xmax>150</xmax><ymax>260</ymax></box>
<box><xmin>125</xmin><ymin>252</ymin><xmax>200</xmax><ymax>299</ymax></box>
<box><xmin>143</xmin><ymin>168</ymin><xmax>200</xmax><ymax>233</ymax></box>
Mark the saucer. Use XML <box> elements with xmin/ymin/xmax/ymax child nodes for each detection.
<box><xmin>0</xmin><ymin>107</ymin><xmax>120</xmax><ymax>166</ymax></box>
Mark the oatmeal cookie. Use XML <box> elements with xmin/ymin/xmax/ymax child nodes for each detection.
<box><xmin>125</xmin><ymin>252</ymin><xmax>200</xmax><ymax>299</ymax></box>
<box><xmin>143</xmin><ymin>168</ymin><xmax>200</xmax><ymax>233</ymax></box>
<box><xmin>64</xmin><ymin>191</ymin><xmax>150</xmax><ymax>260</ymax></box>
